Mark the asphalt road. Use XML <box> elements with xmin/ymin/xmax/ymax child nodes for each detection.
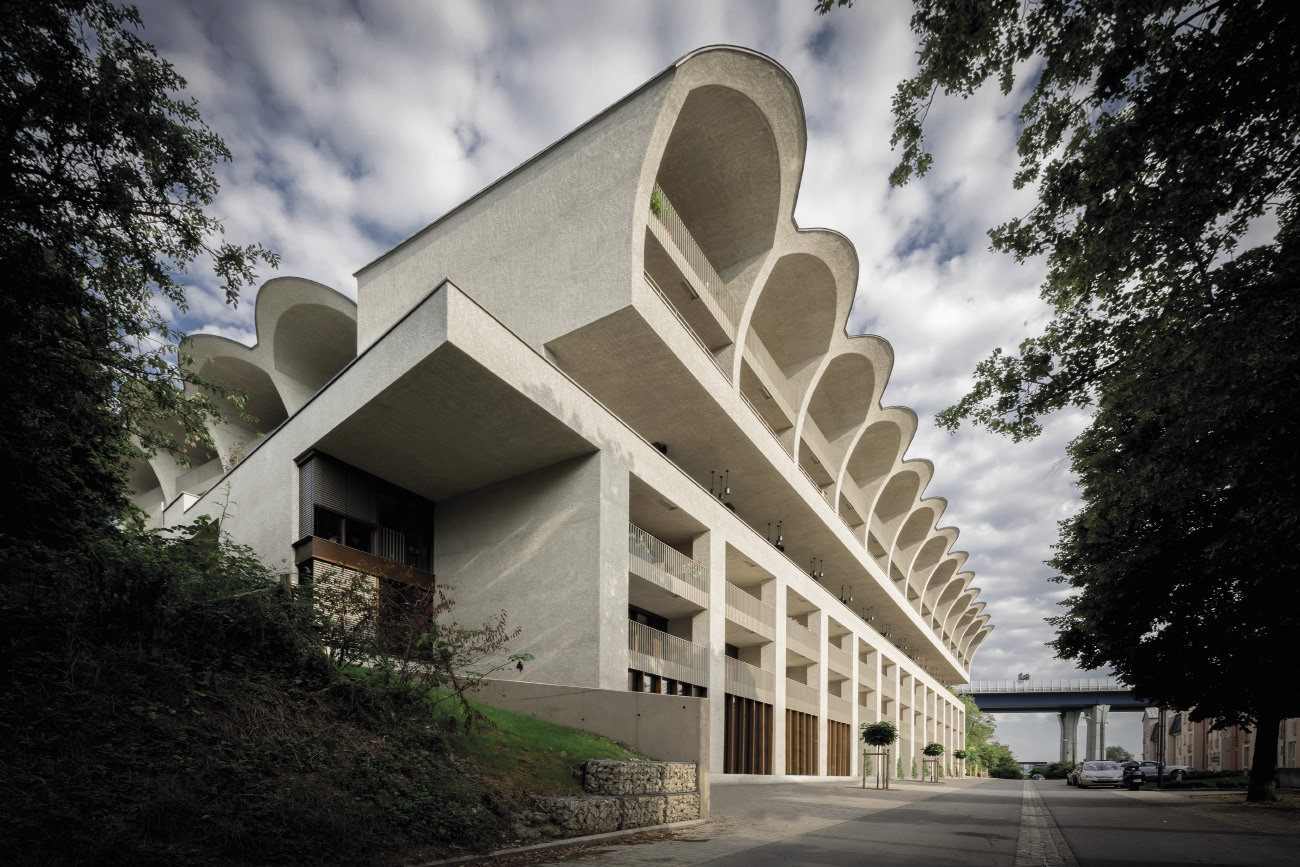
<box><xmin>1039</xmin><ymin>778</ymin><xmax>1300</xmax><ymax>866</ymax></box>
<box><xmin>526</xmin><ymin>778</ymin><xmax>1300</xmax><ymax>867</ymax></box>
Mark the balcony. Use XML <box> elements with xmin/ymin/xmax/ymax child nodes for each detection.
<box><xmin>725</xmin><ymin>657</ymin><xmax>775</xmax><ymax>704</ymax></box>
<box><xmin>725</xmin><ymin>581</ymin><xmax>775</xmax><ymax>641</ymax></box>
<box><xmin>627</xmin><ymin>620</ymin><xmax>708</xmax><ymax>687</ymax></box>
<box><xmin>648</xmin><ymin>184</ymin><xmax>740</xmax><ymax>335</ymax></box>
<box><xmin>858</xmin><ymin>659</ymin><xmax>878</xmax><ymax>689</ymax></box>
<box><xmin>628</xmin><ymin>522</ymin><xmax>709</xmax><ymax>609</ymax></box>
<box><xmin>826</xmin><ymin>641</ymin><xmax>853</xmax><ymax>677</ymax></box>
<box><xmin>880</xmin><ymin>677</ymin><xmax>897</xmax><ymax>703</ymax></box>
<box><xmin>859</xmin><ymin>703</ymin><xmax>878</xmax><ymax>724</ymax></box>
<box><xmin>827</xmin><ymin>693</ymin><xmax>852</xmax><ymax>723</ymax></box>
<box><xmin>785</xmin><ymin>618</ymin><xmax>821</xmax><ymax>662</ymax></box>
<box><xmin>785</xmin><ymin>678</ymin><xmax>819</xmax><ymax>716</ymax></box>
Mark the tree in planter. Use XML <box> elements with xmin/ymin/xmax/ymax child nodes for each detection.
<box><xmin>818</xmin><ymin>0</ymin><xmax>1300</xmax><ymax>803</ymax></box>
<box><xmin>861</xmin><ymin>720</ymin><xmax>898</xmax><ymax>788</ymax></box>
<box><xmin>923</xmin><ymin>741</ymin><xmax>945</xmax><ymax>782</ymax></box>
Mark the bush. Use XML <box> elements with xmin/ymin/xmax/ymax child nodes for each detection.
<box><xmin>1163</xmin><ymin>775</ymin><xmax>1249</xmax><ymax>789</ymax></box>
<box><xmin>1042</xmin><ymin>761</ymin><xmax>1075</xmax><ymax>779</ymax></box>
<box><xmin>0</xmin><ymin>519</ymin><xmax>528</xmax><ymax>865</ymax></box>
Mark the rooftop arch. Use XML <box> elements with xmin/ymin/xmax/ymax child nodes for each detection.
<box><xmin>748</xmin><ymin>252</ymin><xmax>838</xmax><ymax>371</ymax></box>
<box><xmin>655</xmin><ymin>85</ymin><xmax>781</xmax><ymax>279</ymax></box>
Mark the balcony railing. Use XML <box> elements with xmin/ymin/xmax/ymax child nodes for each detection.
<box><xmin>827</xmin><ymin>693</ymin><xmax>852</xmax><ymax>723</ymax></box>
<box><xmin>827</xmin><ymin>641</ymin><xmax>853</xmax><ymax>676</ymax></box>
<box><xmin>725</xmin><ymin>581</ymin><xmax>776</xmax><ymax>640</ymax></box>
<box><xmin>785</xmin><ymin>678</ymin><xmax>820</xmax><ymax>715</ymax></box>
<box><xmin>785</xmin><ymin>618</ymin><xmax>820</xmax><ymax>660</ymax></box>
<box><xmin>858</xmin><ymin>660</ymin><xmax>878</xmax><ymax>688</ymax></box>
<box><xmin>628</xmin><ymin>620</ymin><xmax>708</xmax><ymax>686</ymax></box>
<box><xmin>725</xmin><ymin>657</ymin><xmax>775</xmax><ymax>704</ymax></box>
<box><xmin>628</xmin><ymin>522</ymin><xmax>709</xmax><ymax>607</ymax></box>
<box><xmin>649</xmin><ymin>184</ymin><xmax>740</xmax><ymax>329</ymax></box>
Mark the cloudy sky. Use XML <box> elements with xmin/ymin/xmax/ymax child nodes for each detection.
<box><xmin>131</xmin><ymin>0</ymin><xmax>1138</xmax><ymax>759</ymax></box>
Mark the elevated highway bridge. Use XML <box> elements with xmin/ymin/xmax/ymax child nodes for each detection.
<box><xmin>957</xmin><ymin>679</ymin><xmax>1151</xmax><ymax>764</ymax></box>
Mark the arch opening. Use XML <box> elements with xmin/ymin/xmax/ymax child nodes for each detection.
<box><xmin>273</xmin><ymin>303</ymin><xmax>357</xmax><ymax>396</ymax></box>
<box><xmin>749</xmin><ymin>253</ymin><xmax>837</xmax><ymax>372</ymax></box>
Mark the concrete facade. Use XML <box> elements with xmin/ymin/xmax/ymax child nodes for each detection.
<box><xmin>130</xmin><ymin>46</ymin><xmax>987</xmax><ymax>781</ymax></box>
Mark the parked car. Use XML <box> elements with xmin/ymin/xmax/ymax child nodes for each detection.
<box><xmin>1137</xmin><ymin>760</ymin><xmax>1191</xmax><ymax>781</ymax></box>
<box><xmin>1069</xmin><ymin>760</ymin><xmax>1125</xmax><ymax>788</ymax></box>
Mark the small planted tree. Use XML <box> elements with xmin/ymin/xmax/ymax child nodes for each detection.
<box><xmin>861</xmin><ymin>721</ymin><xmax>898</xmax><ymax>790</ymax></box>
<box><xmin>912</xmin><ymin>756</ymin><xmax>919</xmax><ymax>778</ymax></box>
<box><xmin>923</xmin><ymin>742</ymin><xmax>945</xmax><ymax>782</ymax></box>
<box><xmin>953</xmin><ymin>748</ymin><xmax>968</xmax><ymax>777</ymax></box>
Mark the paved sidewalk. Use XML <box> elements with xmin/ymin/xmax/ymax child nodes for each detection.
<box><xmin>513</xmin><ymin>777</ymin><xmax>989</xmax><ymax>865</ymax></box>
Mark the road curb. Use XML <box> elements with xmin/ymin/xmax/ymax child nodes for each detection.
<box><xmin>414</xmin><ymin>818</ymin><xmax>709</xmax><ymax>865</ymax></box>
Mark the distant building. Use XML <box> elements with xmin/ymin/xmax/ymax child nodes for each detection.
<box><xmin>1143</xmin><ymin>711</ymin><xmax>1299</xmax><ymax>772</ymax></box>
<box><xmin>129</xmin><ymin>46</ymin><xmax>989</xmax><ymax>779</ymax></box>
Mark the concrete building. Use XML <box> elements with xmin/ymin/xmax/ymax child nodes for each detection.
<box><xmin>129</xmin><ymin>46</ymin><xmax>989</xmax><ymax>779</ymax></box>
<box><xmin>1143</xmin><ymin>710</ymin><xmax>1300</xmax><ymax>774</ymax></box>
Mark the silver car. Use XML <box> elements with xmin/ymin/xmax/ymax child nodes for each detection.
<box><xmin>1074</xmin><ymin>760</ymin><xmax>1124</xmax><ymax>788</ymax></box>
<box><xmin>1138</xmin><ymin>760</ymin><xmax>1191</xmax><ymax>781</ymax></box>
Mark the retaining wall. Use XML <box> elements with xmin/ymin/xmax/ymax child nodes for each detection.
<box><xmin>530</xmin><ymin>760</ymin><xmax>701</xmax><ymax>837</ymax></box>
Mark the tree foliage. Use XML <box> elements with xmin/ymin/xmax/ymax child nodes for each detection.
<box><xmin>0</xmin><ymin>0</ymin><xmax>276</xmax><ymax>576</ymax></box>
<box><xmin>860</xmin><ymin>719</ymin><xmax>899</xmax><ymax>746</ymax></box>
<box><xmin>1105</xmin><ymin>745</ymin><xmax>1134</xmax><ymax>763</ymax></box>
<box><xmin>821</xmin><ymin>0</ymin><xmax>1300</xmax><ymax>802</ymax></box>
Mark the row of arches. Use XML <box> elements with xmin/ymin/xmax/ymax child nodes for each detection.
<box><xmin>127</xmin><ymin>278</ymin><xmax>358</xmax><ymax>520</ymax></box>
<box><xmin>642</xmin><ymin>47</ymin><xmax>992</xmax><ymax>664</ymax></box>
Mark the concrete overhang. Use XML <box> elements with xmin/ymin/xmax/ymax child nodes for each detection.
<box><xmin>314</xmin><ymin>341</ymin><xmax>596</xmax><ymax>502</ymax></box>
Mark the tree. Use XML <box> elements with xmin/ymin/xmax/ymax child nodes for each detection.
<box><xmin>819</xmin><ymin>0</ymin><xmax>1300</xmax><ymax>802</ymax></box>
<box><xmin>1106</xmin><ymin>745</ymin><xmax>1134</xmax><ymax>763</ymax></box>
<box><xmin>0</xmin><ymin>0</ymin><xmax>276</xmax><ymax>580</ymax></box>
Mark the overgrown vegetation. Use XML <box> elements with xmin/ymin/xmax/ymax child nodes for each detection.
<box><xmin>951</xmin><ymin>689</ymin><xmax>1021</xmax><ymax>778</ymax></box>
<box><xmin>0</xmin><ymin>522</ymin><xmax>636</xmax><ymax>865</ymax></box>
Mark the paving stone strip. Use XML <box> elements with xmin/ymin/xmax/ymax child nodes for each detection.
<box><xmin>1014</xmin><ymin>781</ymin><xmax>1079</xmax><ymax>867</ymax></box>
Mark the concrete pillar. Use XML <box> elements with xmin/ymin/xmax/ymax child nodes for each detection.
<box><xmin>700</xmin><ymin>530</ymin><xmax>725</xmax><ymax>776</ymax></box>
<box><xmin>1084</xmin><ymin>705</ymin><xmax>1110</xmax><ymax>761</ymax></box>
<box><xmin>1059</xmin><ymin>710</ymin><xmax>1081</xmax><ymax>764</ymax></box>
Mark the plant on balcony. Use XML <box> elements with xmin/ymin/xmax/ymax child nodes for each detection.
<box><xmin>923</xmin><ymin>741</ymin><xmax>945</xmax><ymax>757</ymax></box>
<box><xmin>860</xmin><ymin>720</ymin><xmax>898</xmax><ymax>747</ymax></box>
<box><xmin>632</xmin><ymin>531</ymin><xmax>653</xmax><ymax>558</ymax></box>
<box><xmin>649</xmin><ymin>187</ymin><xmax>664</xmax><ymax>217</ymax></box>
<box><xmin>682</xmin><ymin>559</ymin><xmax>704</xmax><ymax>583</ymax></box>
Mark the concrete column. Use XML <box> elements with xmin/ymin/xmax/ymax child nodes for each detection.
<box><xmin>700</xmin><ymin>530</ymin><xmax>726</xmax><ymax>776</ymax></box>
<box><xmin>1059</xmin><ymin>710</ymin><xmax>1082</xmax><ymax>764</ymax></box>
<box><xmin>1084</xmin><ymin>705</ymin><xmax>1110</xmax><ymax>761</ymax></box>
<box><xmin>772</xmin><ymin>577</ymin><xmax>788</xmax><ymax>775</ymax></box>
<box><xmin>812</xmin><ymin>608</ymin><xmax>828</xmax><ymax>776</ymax></box>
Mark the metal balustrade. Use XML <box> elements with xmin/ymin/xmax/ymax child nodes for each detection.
<box><xmin>725</xmin><ymin>581</ymin><xmax>776</xmax><ymax>639</ymax></box>
<box><xmin>643</xmin><ymin>273</ymin><xmax>725</xmax><ymax>375</ymax></box>
<box><xmin>957</xmin><ymin>678</ymin><xmax>1128</xmax><ymax>693</ymax></box>
<box><xmin>785</xmin><ymin>618</ymin><xmax>821</xmax><ymax>660</ymax></box>
<box><xmin>785</xmin><ymin>678</ymin><xmax>819</xmax><ymax>715</ymax></box>
<box><xmin>628</xmin><ymin>522</ymin><xmax>709</xmax><ymax>607</ymax></box>
<box><xmin>725</xmin><ymin>656</ymin><xmax>775</xmax><ymax>703</ymax></box>
<box><xmin>627</xmin><ymin>620</ymin><xmax>708</xmax><ymax>686</ymax></box>
<box><xmin>649</xmin><ymin>184</ymin><xmax>740</xmax><ymax>328</ymax></box>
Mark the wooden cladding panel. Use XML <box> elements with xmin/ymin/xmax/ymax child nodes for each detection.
<box><xmin>827</xmin><ymin>720</ymin><xmax>851</xmax><ymax>776</ymax></box>
<box><xmin>785</xmin><ymin>709</ymin><xmax>819</xmax><ymax>775</ymax></box>
<box><xmin>724</xmin><ymin>694</ymin><xmax>773</xmax><ymax>774</ymax></box>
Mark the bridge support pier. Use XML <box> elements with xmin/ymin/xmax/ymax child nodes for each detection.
<box><xmin>1084</xmin><ymin>705</ymin><xmax>1110</xmax><ymax>761</ymax></box>
<box><xmin>1059</xmin><ymin>710</ymin><xmax>1081</xmax><ymax>764</ymax></box>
